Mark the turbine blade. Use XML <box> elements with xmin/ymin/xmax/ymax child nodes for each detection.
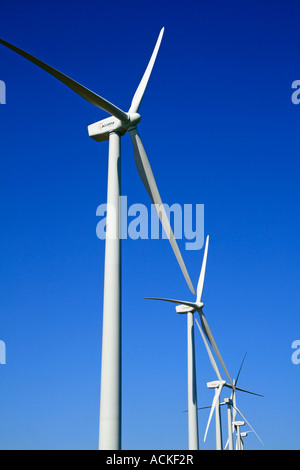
<box><xmin>195</xmin><ymin>318</ymin><xmax>223</xmax><ymax>382</ymax></box>
<box><xmin>235</xmin><ymin>352</ymin><xmax>247</xmax><ymax>386</ymax></box>
<box><xmin>197</xmin><ymin>405</ymin><xmax>214</xmax><ymax>410</ymax></box>
<box><xmin>204</xmin><ymin>384</ymin><xmax>224</xmax><ymax>442</ymax></box>
<box><xmin>199</xmin><ymin>310</ymin><xmax>233</xmax><ymax>386</ymax></box>
<box><xmin>232</xmin><ymin>404</ymin><xmax>264</xmax><ymax>446</ymax></box>
<box><xmin>144</xmin><ymin>297</ymin><xmax>197</xmax><ymax>309</ymax></box>
<box><xmin>183</xmin><ymin>404</ymin><xmax>213</xmax><ymax>412</ymax></box>
<box><xmin>129</xmin><ymin>28</ymin><xmax>164</xmax><ymax>113</ymax></box>
<box><xmin>129</xmin><ymin>127</ymin><xmax>195</xmax><ymax>295</ymax></box>
<box><xmin>234</xmin><ymin>386</ymin><xmax>264</xmax><ymax>398</ymax></box>
<box><xmin>196</xmin><ymin>235</ymin><xmax>209</xmax><ymax>303</ymax></box>
<box><xmin>0</xmin><ymin>38</ymin><xmax>128</xmax><ymax>122</ymax></box>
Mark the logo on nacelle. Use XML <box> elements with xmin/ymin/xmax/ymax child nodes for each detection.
<box><xmin>98</xmin><ymin>120</ymin><xmax>116</xmax><ymax>132</ymax></box>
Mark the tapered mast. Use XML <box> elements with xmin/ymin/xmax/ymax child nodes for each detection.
<box><xmin>98</xmin><ymin>132</ymin><xmax>122</xmax><ymax>449</ymax></box>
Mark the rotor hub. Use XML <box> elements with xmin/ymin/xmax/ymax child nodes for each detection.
<box><xmin>124</xmin><ymin>112</ymin><xmax>141</xmax><ymax>130</ymax></box>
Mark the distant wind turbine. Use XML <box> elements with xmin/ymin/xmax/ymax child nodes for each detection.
<box><xmin>146</xmin><ymin>235</ymin><xmax>234</xmax><ymax>449</ymax></box>
<box><xmin>0</xmin><ymin>28</ymin><xmax>195</xmax><ymax>450</ymax></box>
<box><xmin>195</xmin><ymin>319</ymin><xmax>263</xmax><ymax>450</ymax></box>
<box><xmin>225</xmin><ymin>354</ymin><xmax>264</xmax><ymax>450</ymax></box>
<box><xmin>239</xmin><ymin>431</ymin><xmax>249</xmax><ymax>450</ymax></box>
<box><xmin>233</xmin><ymin>421</ymin><xmax>245</xmax><ymax>450</ymax></box>
<box><xmin>229</xmin><ymin>399</ymin><xmax>264</xmax><ymax>449</ymax></box>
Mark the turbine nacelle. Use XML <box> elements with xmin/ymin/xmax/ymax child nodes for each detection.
<box><xmin>233</xmin><ymin>421</ymin><xmax>245</xmax><ymax>427</ymax></box>
<box><xmin>88</xmin><ymin>112</ymin><xmax>141</xmax><ymax>142</ymax></box>
<box><xmin>175</xmin><ymin>301</ymin><xmax>204</xmax><ymax>314</ymax></box>
<box><xmin>207</xmin><ymin>380</ymin><xmax>226</xmax><ymax>389</ymax></box>
<box><xmin>176</xmin><ymin>304</ymin><xmax>195</xmax><ymax>314</ymax></box>
<box><xmin>224</xmin><ymin>397</ymin><xmax>233</xmax><ymax>406</ymax></box>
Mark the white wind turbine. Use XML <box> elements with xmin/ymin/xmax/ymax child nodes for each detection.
<box><xmin>224</xmin><ymin>352</ymin><xmax>248</xmax><ymax>450</ymax></box>
<box><xmin>233</xmin><ymin>421</ymin><xmax>245</xmax><ymax>450</ymax></box>
<box><xmin>226</xmin><ymin>356</ymin><xmax>264</xmax><ymax>450</ymax></box>
<box><xmin>146</xmin><ymin>235</ymin><xmax>233</xmax><ymax>449</ymax></box>
<box><xmin>195</xmin><ymin>324</ymin><xmax>264</xmax><ymax>450</ymax></box>
<box><xmin>0</xmin><ymin>28</ymin><xmax>195</xmax><ymax>450</ymax></box>
<box><xmin>239</xmin><ymin>431</ymin><xmax>249</xmax><ymax>450</ymax></box>
<box><xmin>195</xmin><ymin>320</ymin><xmax>229</xmax><ymax>450</ymax></box>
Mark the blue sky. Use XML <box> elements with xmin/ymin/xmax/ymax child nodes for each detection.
<box><xmin>0</xmin><ymin>0</ymin><xmax>300</xmax><ymax>450</ymax></box>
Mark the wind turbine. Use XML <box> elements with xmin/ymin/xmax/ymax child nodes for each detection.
<box><xmin>194</xmin><ymin>319</ymin><xmax>263</xmax><ymax>450</ymax></box>
<box><xmin>0</xmin><ymin>28</ymin><xmax>195</xmax><ymax>450</ymax></box>
<box><xmin>239</xmin><ymin>431</ymin><xmax>249</xmax><ymax>450</ymax></box>
<box><xmin>195</xmin><ymin>320</ymin><xmax>228</xmax><ymax>450</ymax></box>
<box><xmin>233</xmin><ymin>421</ymin><xmax>245</xmax><ymax>450</ymax></box>
<box><xmin>146</xmin><ymin>236</ymin><xmax>232</xmax><ymax>386</ymax></box>
<box><xmin>146</xmin><ymin>235</ymin><xmax>233</xmax><ymax>449</ymax></box>
<box><xmin>224</xmin><ymin>354</ymin><xmax>264</xmax><ymax>450</ymax></box>
<box><xmin>229</xmin><ymin>393</ymin><xmax>264</xmax><ymax>449</ymax></box>
<box><xmin>224</xmin><ymin>353</ymin><xmax>248</xmax><ymax>450</ymax></box>
<box><xmin>205</xmin><ymin>380</ymin><xmax>224</xmax><ymax>449</ymax></box>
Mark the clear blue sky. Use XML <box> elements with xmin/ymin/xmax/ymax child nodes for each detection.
<box><xmin>0</xmin><ymin>0</ymin><xmax>300</xmax><ymax>450</ymax></box>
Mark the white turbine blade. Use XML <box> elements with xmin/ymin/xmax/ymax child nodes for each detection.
<box><xmin>232</xmin><ymin>404</ymin><xmax>264</xmax><ymax>446</ymax></box>
<box><xmin>183</xmin><ymin>404</ymin><xmax>214</xmax><ymax>412</ymax></box>
<box><xmin>129</xmin><ymin>28</ymin><xmax>164</xmax><ymax>114</ymax></box>
<box><xmin>196</xmin><ymin>235</ymin><xmax>209</xmax><ymax>303</ymax></box>
<box><xmin>145</xmin><ymin>297</ymin><xmax>197</xmax><ymax>309</ymax></box>
<box><xmin>204</xmin><ymin>384</ymin><xmax>224</xmax><ymax>442</ymax></box>
<box><xmin>199</xmin><ymin>310</ymin><xmax>233</xmax><ymax>386</ymax></box>
<box><xmin>129</xmin><ymin>127</ymin><xmax>195</xmax><ymax>295</ymax></box>
<box><xmin>195</xmin><ymin>318</ymin><xmax>223</xmax><ymax>382</ymax></box>
<box><xmin>0</xmin><ymin>38</ymin><xmax>129</xmax><ymax>122</ymax></box>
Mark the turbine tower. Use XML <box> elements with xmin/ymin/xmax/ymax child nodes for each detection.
<box><xmin>0</xmin><ymin>28</ymin><xmax>195</xmax><ymax>450</ymax></box>
<box><xmin>224</xmin><ymin>398</ymin><xmax>234</xmax><ymax>450</ymax></box>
